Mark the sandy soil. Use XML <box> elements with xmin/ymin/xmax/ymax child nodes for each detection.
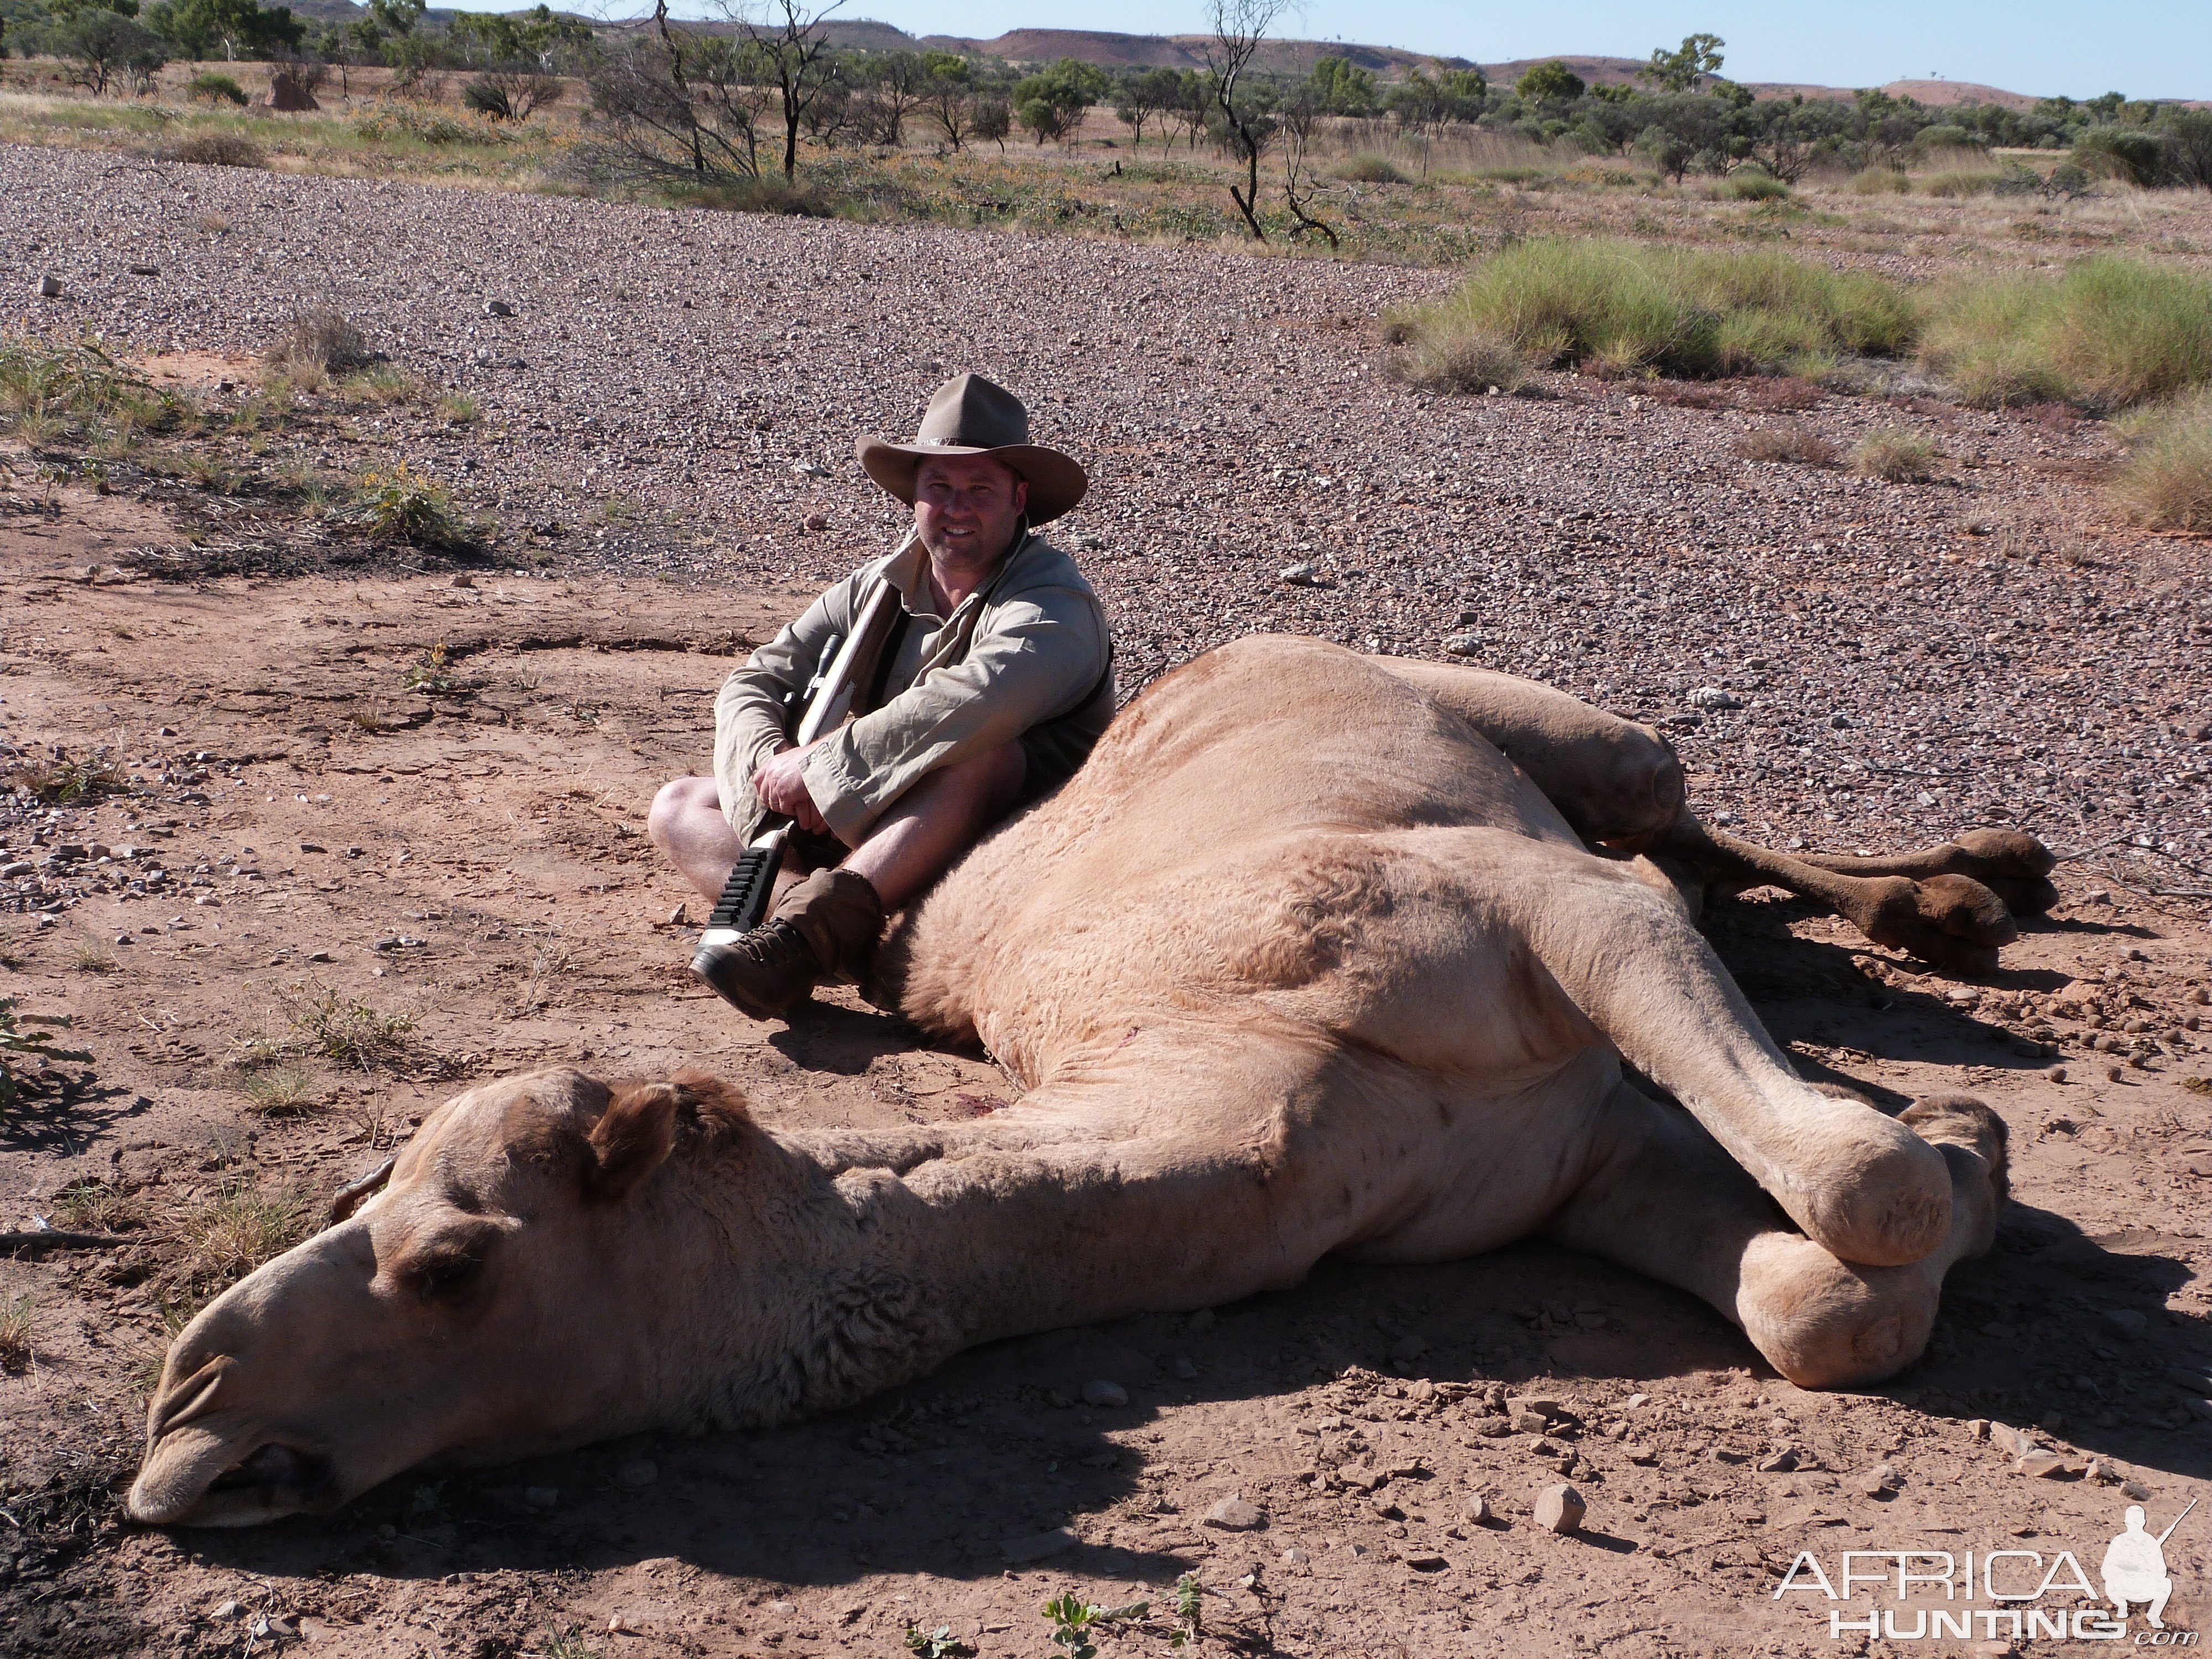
<box><xmin>0</xmin><ymin>145</ymin><xmax>2208</xmax><ymax>1658</ymax></box>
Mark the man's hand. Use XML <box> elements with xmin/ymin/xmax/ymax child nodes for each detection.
<box><xmin>753</xmin><ymin>742</ymin><xmax>829</xmax><ymax>836</ymax></box>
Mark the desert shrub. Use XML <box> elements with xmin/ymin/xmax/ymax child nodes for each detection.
<box><xmin>1921</xmin><ymin>257</ymin><xmax>2212</xmax><ymax>410</ymax></box>
<box><xmin>1393</xmin><ymin>328</ymin><xmax>1528</xmax><ymax>394</ymax></box>
<box><xmin>186</xmin><ymin>71</ymin><xmax>248</xmax><ymax>106</ymax></box>
<box><xmin>1735</xmin><ymin>420</ymin><xmax>1837</xmax><ymax>466</ymax></box>
<box><xmin>2074</xmin><ymin>126</ymin><xmax>2169</xmax><ymax>187</ymax></box>
<box><xmin>1390</xmin><ymin>238</ymin><xmax>1918</xmax><ymax>385</ymax></box>
<box><xmin>2109</xmin><ymin>389</ymin><xmax>2212</xmax><ymax>530</ymax></box>
<box><xmin>1729</xmin><ymin>169</ymin><xmax>1788</xmax><ymax>201</ymax></box>
<box><xmin>0</xmin><ymin>333</ymin><xmax>177</xmax><ymax>445</ymax></box>
<box><xmin>462</xmin><ymin>67</ymin><xmax>562</xmax><ymax>123</ymax></box>
<box><xmin>354</xmin><ymin>462</ymin><xmax>473</xmax><ymax>550</ymax></box>
<box><xmin>1848</xmin><ymin>167</ymin><xmax>1910</xmax><ymax>195</ymax></box>
<box><xmin>165</xmin><ymin>131</ymin><xmax>265</xmax><ymax>169</ymax></box>
<box><xmin>265</xmin><ymin>306</ymin><xmax>369</xmax><ymax>379</ymax></box>
<box><xmin>1850</xmin><ymin>426</ymin><xmax>1938</xmax><ymax>482</ymax></box>
<box><xmin>1332</xmin><ymin>152</ymin><xmax>1407</xmax><ymax>184</ymax></box>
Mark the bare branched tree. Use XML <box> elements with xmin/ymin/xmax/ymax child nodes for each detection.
<box><xmin>1278</xmin><ymin>89</ymin><xmax>1339</xmax><ymax>248</ymax></box>
<box><xmin>1203</xmin><ymin>0</ymin><xmax>1284</xmax><ymax>241</ymax></box>
<box><xmin>718</xmin><ymin>0</ymin><xmax>848</xmax><ymax>180</ymax></box>
<box><xmin>586</xmin><ymin>21</ymin><xmax>771</xmax><ymax>183</ymax></box>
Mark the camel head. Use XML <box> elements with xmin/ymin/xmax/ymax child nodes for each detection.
<box><xmin>128</xmin><ymin>1066</ymin><xmax>736</xmax><ymax>1527</ymax></box>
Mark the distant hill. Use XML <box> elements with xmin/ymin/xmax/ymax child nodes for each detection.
<box><xmin>265</xmin><ymin>5</ymin><xmax>2060</xmax><ymax>107</ymax></box>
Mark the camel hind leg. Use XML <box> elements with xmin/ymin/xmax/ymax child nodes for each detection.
<box><xmin>1542</xmin><ymin>1077</ymin><xmax>2007</xmax><ymax>1387</ymax></box>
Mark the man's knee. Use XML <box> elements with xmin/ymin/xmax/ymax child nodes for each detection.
<box><xmin>649</xmin><ymin>775</ymin><xmax>719</xmax><ymax>849</ymax></box>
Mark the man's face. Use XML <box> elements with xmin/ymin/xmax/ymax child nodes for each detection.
<box><xmin>913</xmin><ymin>453</ymin><xmax>1027</xmax><ymax>571</ymax></box>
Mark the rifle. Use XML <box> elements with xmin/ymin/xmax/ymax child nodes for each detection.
<box><xmin>691</xmin><ymin>575</ymin><xmax>903</xmax><ymax>967</ymax></box>
<box><xmin>2156</xmin><ymin>1498</ymin><xmax>2197</xmax><ymax>1547</ymax></box>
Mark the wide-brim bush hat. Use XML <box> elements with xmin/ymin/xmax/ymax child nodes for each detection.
<box><xmin>857</xmin><ymin>372</ymin><xmax>1088</xmax><ymax>524</ymax></box>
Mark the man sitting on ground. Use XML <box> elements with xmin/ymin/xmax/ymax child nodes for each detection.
<box><xmin>649</xmin><ymin>373</ymin><xmax>1114</xmax><ymax>1019</ymax></box>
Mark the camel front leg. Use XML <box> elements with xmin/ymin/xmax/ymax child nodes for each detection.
<box><xmin>1490</xmin><ymin>850</ymin><xmax>1953</xmax><ymax>1267</ymax></box>
<box><xmin>1542</xmin><ymin>1078</ymin><xmax>2006</xmax><ymax>1387</ymax></box>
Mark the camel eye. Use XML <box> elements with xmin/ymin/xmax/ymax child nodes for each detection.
<box><xmin>411</xmin><ymin>1253</ymin><xmax>482</xmax><ymax>1300</ymax></box>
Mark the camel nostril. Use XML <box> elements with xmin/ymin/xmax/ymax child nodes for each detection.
<box><xmin>210</xmin><ymin>1443</ymin><xmax>333</xmax><ymax>1499</ymax></box>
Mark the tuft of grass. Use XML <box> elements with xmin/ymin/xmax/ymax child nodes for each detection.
<box><xmin>13</xmin><ymin>752</ymin><xmax>129</xmax><ymax>803</ymax></box>
<box><xmin>161</xmin><ymin>1180</ymin><xmax>313</xmax><ymax>1324</ymax></box>
<box><xmin>341</xmin><ymin>364</ymin><xmax>421</xmax><ymax>404</ymax></box>
<box><xmin>50</xmin><ymin>1179</ymin><xmax>142</xmax><ymax>1233</ymax></box>
<box><xmin>265</xmin><ymin>306</ymin><xmax>371</xmax><ymax>380</ymax></box>
<box><xmin>1392</xmin><ymin>326</ymin><xmax>1528</xmax><ymax>394</ymax></box>
<box><xmin>285</xmin><ymin>980</ymin><xmax>416</xmax><ymax>1068</ymax></box>
<box><xmin>1735</xmin><ymin>420</ymin><xmax>1838</xmax><ymax>466</ymax></box>
<box><xmin>1390</xmin><ymin>238</ymin><xmax>1918</xmax><ymax>386</ymax></box>
<box><xmin>0</xmin><ymin>1292</ymin><xmax>33</xmax><ymax>1371</ymax></box>
<box><xmin>0</xmin><ymin>332</ymin><xmax>179</xmax><ymax>447</ymax></box>
<box><xmin>2109</xmin><ymin>389</ymin><xmax>2212</xmax><ymax>531</ymax></box>
<box><xmin>70</xmin><ymin>938</ymin><xmax>118</xmax><ymax>975</ymax></box>
<box><xmin>1849</xmin><ymin>167</ymin><xmax>1910</xmax><ymax>195</ymax></box>
<box><xmin>436</xmin><ymin>391</ymin><xmax>479</xmax><ymax>426</ymax></box>
<box><xmin>1729</xmin><ymin>169</ymin><xmax>1789</xmax><ymax>201</ymax></box>
<box><xmin>186</xmin><ymin>72</ymin><xmax>249</xmax><ymax>106</ymax></box>
<box><xmin>1332</xmin><ymin>152</ymin><xmax>1408</xmax><ymax>184</ymax></box>
<box><xmin>1918</xmin><ymin>169</ymin><xmax>2007</xmax><ymax>198</ymax></box>
<box><xmin>1850</xmin><ymin>426</ymin><xmax>1939</xmax><ymax>482</ymax></box>
<box><xmin>544</xmin><ymin>1627</ymin><xmax>603</xmax><ymax>1659</ymax></box>
<box><xmin>1921</xmin><ymin>257</ymin><xmax>2212</xmax><ymax>411</ymax></box>
<box><xmin>239</xmin><ymin>1064</ymin><xmax>325</xmax><ymax>1116</ymax></box>
<box><xmin>165</xmin><ymin>131</ymin><xmax>266</xmax><ymax>170</ymax></box>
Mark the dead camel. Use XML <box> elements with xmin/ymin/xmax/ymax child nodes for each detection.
<box><xmin>132</xmin><ymin>637</ymin><xmax>2047</xmax><ymax>1527</ymax></box>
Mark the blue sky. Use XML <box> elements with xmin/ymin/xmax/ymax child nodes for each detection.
<box><xmin>583</xmin><ymin>0</ymin><xmax>2210</xmax><ymax>102</ymax></box>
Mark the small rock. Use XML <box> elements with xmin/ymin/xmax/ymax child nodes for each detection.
<box><xmin>298</xmin><ymin>841</ymin><xmax>326</xmax><ymax>853</ymax></box>
<box><xmin>1828</xmin><ymin>712</ymin><xmax>1853</xmax><ymax>729</ymax></box>
<box><xmin>1859</xmin><ymin>1463</ymin><xmax>1898</xmax><ymax>1496</ymax></box>
<box><xmin>768</xmin><ymin>1600</ymin><xmax>797</xmax><ymax>1615</ymax></box>
<box><xmin>1171</xmin><ymin>1354</ymin><xmax>1198</xmax><ymax>1380</ymax></box>
<box><xmin>1622</xmin><ymin>1443</ymin><xmax>1657</xmax><ymax>1465</ymax></box>
<box><xmin>803</xmin><ymin>513</ymin><xmax>830</xmax><ymax>531</ymax></box>
<box><xmin>1081</xmin><ymin>1379</ymin><xmax>1128</xmax><ymax>1408</ymax></box>
<box><xmin>307</xmin><ymin>949</ymin><xmax>333</xmax><ymax>963</ymax></box>
<box><xmin>2015</xmin><ymin>1452</ymin><xmax>2068</xmax><ymax>1479</ymax></box>
<box><xmin>1204</xmin><ymin>1494</ymin><xmax>1264</xmax><ymax>1531</ymax></box>
<box><xmin>1443</xmin><ymin>632</ymin><xmax>1485</xmax><ymax>655</ymax></box>
<box><xmin>792</xmin><ymin>461</ymin><xmax>831</xmax><ymax>477</ymax></box>
<box><xmin>1685</xmin><ymin>686</ymin><xmax>1741</xmax><ymax>709</ymax></box>
<box><xmin>2106</xmin><ymin>1065</ymin><xmax>2125</xmax><ymax>1083</ymax></box>
<box><xmin>484</xmin><ymin>299</ymin><xmax>515</xmax><ymax>316</ymax></box>
<box><xmin>1532</xmin><ymin>1484</ymin><xmax>1585</xmax><ymax>1534</ymax></box>
<box><xmin>1756</xmin><ymin>1449</ymin><xmax>1799</xmax><ymax>1473</ymax></box>
<box><xmin>668</xmin><ymin>902</ymin><xmax>689</xmax><ymax>927</ymax></box>
<box><xmin>1509</xmin><ymin>1408</ymin><xmax>1550</xmax><ymax>1435</ymax></box>
<box><xmin>1279</xmin><ymin>562</ymin><xmax>1318</xmax><ymax>586</ymax></box>
<box><xmin>1001</xmin><ymin>1526</ymin><xmax>1078</xmax><ymax>1563</ymax></box>
<box><xmin>1279</xmin><ymin>1546</ymin><xmax>1309</xmax><ymax>1567</ymax></box>
<box><xmin>1462</xmin><ymin>1490</ymin><xmax>1493</xmax><ymax>1524</ymax></box>
<box><xmin>210</xmin><ymin>1600</ymin><xmax>242</xmax><ymax>1620</ymax></box>
<box><xmin>129</xmin><ymin>263</ymin><xmax>159</xmax><ymax>275</ymax></box>
<box><xmin>1404</xmin><ymin>1553</ymin><xmax>1449</xmax><ymax>1572</ymax></box>
<box><xmin>37</xmin><ymin>274</ymin><xmax>62</xmax><ymax>298</ymax></box>
<box><xmin>615</xmin><ymin>1459</ymin><xmax>657</xmax><ymax>1488</ymax></box>
<box><xmin>1965</xmin><ymin>1418</ymin><xmax>1991</xmax><ymax>1442</ymax></box>
<box><xmin>2120</xmin><ymin>1479</ymin><xmax>2152</xmax><ymax>1501</ymax></box>
<box><xmin>2046</xmin><ymin>1065</ymin><xmax>2067</xmax><ymax>1083</ymax></box>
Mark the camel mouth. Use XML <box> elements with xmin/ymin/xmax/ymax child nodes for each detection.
<box><xmin>129</xmin><ymin>1432</ymin><xmax>337</xmax><ymax>1527</ymax></box>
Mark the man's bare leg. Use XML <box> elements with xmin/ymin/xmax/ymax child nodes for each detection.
<box><xmin>647</xmin><ymin>776</ymin><xmax>744</xmax><ymax>902</ymax></box>
<box><xmin>844</xmin><ymin>742</ymin><xmax>1026</xmax><ymax>910</ymax></box>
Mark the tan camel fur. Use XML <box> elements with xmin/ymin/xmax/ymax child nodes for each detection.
<box><xmin>131</xmin><ymin>637</ymin><xmax>2039</xmax><ymax>1527</ymax></box>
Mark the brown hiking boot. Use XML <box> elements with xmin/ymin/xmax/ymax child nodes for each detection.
<box><xmin>692</xmin><ymin>868</ymin><xmax>884</xmax><ymax>1020</ymax></box>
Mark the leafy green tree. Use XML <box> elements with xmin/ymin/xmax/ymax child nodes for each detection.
<box><xmin>1639</xmin><ymin>32</ymin><xmax>1723</xmax><ymax>92</ymax></box>
<box><xmin>145</xmin><ymin>0</ymin><xmax>301</xmax><ymax>59</ymax></box>
<box><xmin>2161</xmin><ymin>108</ymin><xmax>2212</xmax><ymax>191</ymax></box>
<box><xmin>1013</xmin><ymin>56</ymin><xmax>1107</xmax><ymax>145</ymax></box>
<box><xmin>1514</xmin><ymin>60</ymin><xmax>1583</xmax><ymax>102</ymax></box>
<box><xmin>59</xmin><ymin>7</ymin><xmax>164</xmax><ymax>91</ymax></box>
<box><xmin>1305</xmin><ymin>53</ymin><xmax>1374</xmax><ymax>116</ymax></box>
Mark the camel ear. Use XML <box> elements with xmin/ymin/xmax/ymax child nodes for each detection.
<box><xmin>587</xmin><ymin>1082</ymin><xmax>680</xmax><ymax>1203</ymax></box>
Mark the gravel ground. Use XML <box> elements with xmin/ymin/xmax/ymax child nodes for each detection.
<box><xmin>7</xmin><ymin>140</ymin><xmax>2212</xmax><ymax>887</ymax></box>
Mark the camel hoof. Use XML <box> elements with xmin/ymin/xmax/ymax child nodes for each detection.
<box><xmin>1900</xmin><ymin>1092</ymin><xmax>2010</xmax><ymax>1207</ymax></box>
<box><xmin>1918</xmin><ymin>874</ymin><xmax>2018</xmax><ymax>946</ymax></box>
<box><xmin>1981</xmin><ymin>874</ymin><xmax>2062</xmax><ymax>917</ymax></box>
<box><xmin>1953</xmin><ymin>828</ymin><xmax>2058</xmax><ymax>879</ymax></box>
<box><xmin>1854</xmin><ymin>876</ymin><xmax>2008</xmax><ymax>974</ymax></box>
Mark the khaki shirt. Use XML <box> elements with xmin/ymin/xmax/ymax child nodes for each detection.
<box><xmin>713</xmin><ymin>530</ymin><xmax>1114</xmax><ymax>847</ymax></box>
